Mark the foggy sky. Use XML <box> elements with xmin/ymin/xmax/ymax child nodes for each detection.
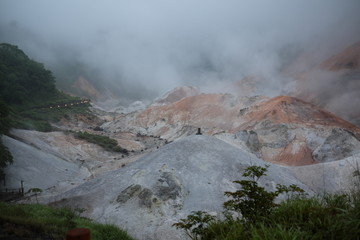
<box><xmin>1</xmin><ymin>0</ymin><xmax>360</xmax><ymax>102</ymax></box>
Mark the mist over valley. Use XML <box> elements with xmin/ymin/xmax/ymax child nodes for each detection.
<box><xmin>1</xmin><ymin>1</ymin><xmax>360</xmax><ymax>239</ymax></box>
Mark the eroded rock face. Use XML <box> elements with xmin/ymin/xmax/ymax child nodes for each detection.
<box><xmin>233</xmin><ymin>121</ymin><xmax>360</xmax><ymax>166</ymax></box>
<box><xmin>103</xmin><ymin>92</ymin><xmax>360</xmax><ymax>166</ymax></box>
<box><xmin>313</xmin><ymin>128</ymin><xmax>360</xmax><ymax>162</ymax></box>
<box><xmin>115</xmin><ymin>171</ymin><xmax>183</xmax><ymax>209</ymax></box>
<box><xmin>227</xmin><ymin>96</ymin><xmax>360</xmax><ymax>166</ymax></box>
<box><xmin>48</xmin><ymin>135</ymin><xmax>312</xmax><ymax>240</ymax></box>
<box><xmin>235</xmin><ymin>130</ymin><xmax>261</xmax><ymax>156</ymax></box>
<box><xmin>103</xmin><ymin>93</ymin><xmax>268</xmax><ymax>140</ymax></box>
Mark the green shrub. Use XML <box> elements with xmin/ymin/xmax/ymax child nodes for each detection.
<box><xmin>250</xmin><ymin>223</ymin><xmax>311</xmax><ymax>240</ymax></box>
<box><xmin>173</xmin><ymin>165</ymin><xmax>360</xmax><ymax>240</ymax></box>
<box><xmin>173</xmin><ymin>211</ymin><xmax>216</xmax><ymax>240</ymax></box>
<box><xmin>223</xmin><ymin>165</ymin><xmax>304</xmax><ymax>223</ymax></box>
<box><xmin>271</xmin><ymin>194</ymin><xmax>360</xmax><ymax>240</ymax></box>
<box><xmin>74</xmin><ymin>131</ymin><xmax>128</xmax><ymax>154</ymax></box>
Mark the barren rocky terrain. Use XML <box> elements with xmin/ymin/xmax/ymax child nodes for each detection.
<box><xmin>3</xmin><ymin>42</ymin><xmax>360</xmax><ymax>238</ymax></box>
<box><xmin>3</xmin><ymin>83</ymin><xmax>360</xmax><ymax>239</ymax></box>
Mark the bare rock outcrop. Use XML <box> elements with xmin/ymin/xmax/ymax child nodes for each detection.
<box><xmin>232</xmin><ymin>96</ymin><xmax>360</xmax><ymax>165</ymax></box>
<box><xmin>48</xmin><ymin>135</ymin><xmax>313</xmax><ymax>240</ymax></box>
<box><xmin>103</xmin><ymin>91</ymin><xmax>360</xmax><ymax>166</ymax></box>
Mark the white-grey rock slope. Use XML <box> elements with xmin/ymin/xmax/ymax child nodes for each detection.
<box><xmin>2</xmin><ymin>135</ymin><xmax>89</xmax><ymax>197</ymax></box>
<box><xmin>49</xmin><ymin>135</ymin><xmax>313</xmax><ymax>240</ymax></box>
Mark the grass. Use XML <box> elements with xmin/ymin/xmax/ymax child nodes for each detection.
<box><xmin>0</xmin><ymin>202</ymin><xmax>135</xmax><ymax>240</ymax></box>
<box><xmin>186</xmin><ymin>194</ymin><xmax>360</xmax><ymax>240</ymax></box>
<box><xmin>74</xmin><ymin>131</ymin><xmax>129</xmax><ymax>154</ymax></box>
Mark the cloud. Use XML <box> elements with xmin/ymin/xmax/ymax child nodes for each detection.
<box><xmin>0</xmin><ymin>0</ymin><xmax>360</xmax><ymax>102</ymax></box>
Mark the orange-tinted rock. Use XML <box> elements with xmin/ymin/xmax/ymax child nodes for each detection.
<box><xmin>320</xmin><ymin>41</ymin><xmax>360</xmax><ymax>71</ymax></box>
<box><xmin>106</xmin><ymin>88</ymin><xmax>360</xmax><ymax>166</ymax></box>
<box><xmin>238</xmin><ymin>96</ymin><xmax>360</xmax><ymax>136</ymax></box>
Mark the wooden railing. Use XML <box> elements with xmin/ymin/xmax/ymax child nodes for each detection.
<box><xmin>0</xmin><ymin>187</ymin><xmax>24</xmax><ymax>202</ymax></box>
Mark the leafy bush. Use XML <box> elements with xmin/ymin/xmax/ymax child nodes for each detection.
<box><xmin>223</xmin><ymin>165</ymin><xmax>304</xmax><ymax>223</ymax></box>
<box><xmin>174</xmin><ymin>165</ymin><xmax>360</xmax><ymax>240</ymax></box>
<box><xmin>173</xmin><ymin>211</ymin><xmax>216</xmax><ymax>240</ymax></box>
<box><xmin>0</xmin><ymin>100</ymin><xmax>13</xmax><ymax>174</ymax></box>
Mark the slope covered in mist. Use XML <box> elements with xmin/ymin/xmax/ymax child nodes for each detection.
<box><xmin>292</xmin><ymin>40</ymin><xmax>360</xmax><ymax>126</ymax></box>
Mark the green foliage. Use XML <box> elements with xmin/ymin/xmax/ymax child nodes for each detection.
<box><xmin>82</xmin><ymin>223</ymin><xmax>135</xmax><ymax>240</ymax></box>
<box><xmin>75</xmin><ymin>131</ymin><xmax>128</xmax><ymax>154</ymax></box>
<box><xmin>0</xmin><ymin>43</ymin><xmax>57</xmax><ymax>105</ymax></box>
<box><xmin>269</xmin><ymin>194</ymin><xmax>360</xmax><ymax>240</ymax></box>
<box><xmin>0</xmin><ymin>203</ymin><xmax>135</xmax><ymax>240</ymax></box>
<box><xmin>11</xmin><ymin>117</ymin><xmax>54</xmax><ymax>132</ymax></box>
<box><xmin>203</xmin><ymin>218</ymin><xmax>246</xmax><ymax>240</ymax></box>
<box><xmin>0</xmin><ymin>141</ymin><xmax>13</xmax><ymax>174</ymax></box>
<box><xmin>0</xmin><ymin>100</ymin><xmax>13</xmax><ymax>174</ymax></box>
<box><xmin>249</xmin><ymin>223</ymin><xmax>311</xmax><ymax>240</ymax></box>
<box><xmin>223</xmin><ymin>165</ymin><xmax>304</xmax><ymax>223</ymax></box>
<box><xmin>174</xmin><ymin>165</ymin><xmax>360</xmax><ymax>240</ymax></box>
<box><xmin>0</xmin><ymin>100</ymin><xmax>10</xmax><ymax>134</ymax></box>
<box><xmin>27</xmin><ymin>188</ymin><xmax>43</xmax><ymax>203</ymax></box>
<box><xmin>27</xmin><ymin>188</ymin><xmax>43</xmax><ymax>194</ymax></box>
<box><xmin>173</xmin><ymin>211</ymin><xmax>216</xmax><ymax>240</ymax></box>
<box><xmin>0</xmin><ymin>43</ymin><xmax>92</xmax><ymax>132</ymax></box>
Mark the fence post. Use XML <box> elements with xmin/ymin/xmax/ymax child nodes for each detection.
<box><xmin>21</xmin><ymin>180</ymin><xmax>24</xmax><ymax>196</ymax></box>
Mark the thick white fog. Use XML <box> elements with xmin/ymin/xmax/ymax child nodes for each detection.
<box><xmin>1</xmin><ymin>0</ymin><xmax>360</xmax><ymax>102</ymax></box>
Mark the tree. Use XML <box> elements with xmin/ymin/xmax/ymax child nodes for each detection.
<box><xmin>0</xmin><ymin>43</ymin><xmax>57</xmax><ymax>105</ymax></box>
<box><xmin>223</xmin><ymin>165</ymin><xmax>304</xmax><ymax>223</ymax></box>
<box><xmin>0</xmin><ymin>100</ymin><xmax>13</xmax><ymax>175</ymax></box>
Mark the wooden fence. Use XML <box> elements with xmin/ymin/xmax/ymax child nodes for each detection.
<box><xmin>0</xmin><ymin>187</ymin><xmax>24</xmax><ymax>202</ymax></box>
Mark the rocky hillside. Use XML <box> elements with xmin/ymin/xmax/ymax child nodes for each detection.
<box><xmin>47</xmin><ymin>136</ymin><xmax>310</xmax><ymax>240</ymax></box>
<box><xmin>3</xmin><ymin>87</ymin><xmax>360</xmax><ymax>239</ymax></box>
<box><xmin>46</xmin><ymin>135</ymin><xmax>359</xmax><ymax>240</ymax></box>
<box><xmin>1</xmin><ymin>42</ymin><xmax>360</xmax><ymax>240</ymax></box>
<box><xmin>102</xmin><ymin>88</ymin><xmax>360</xmax><ymax>166</ymax></box>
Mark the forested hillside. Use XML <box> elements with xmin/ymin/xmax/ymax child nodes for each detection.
<box><xmin>0</xmin><ymin>43</ymin><xmax>90</xmax><ymax>132</ymax></box>
<box><xmin>0</xmin><ymin>43</ymin><xmax>57</xmax><ymax>105</ymax></box>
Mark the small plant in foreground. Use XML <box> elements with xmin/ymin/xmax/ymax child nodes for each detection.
<box><xmin>27</xmin><ymin>188</ymin><xmax>43</xmax><ymax>203</ymax></box>
<box><xmin>224</xmin><ymin>165</ymin><xmax>304</xmax><ymax>223</ymax></box>
<box><xmin>173</xmin><ymin>165</ymin><xmax>305</xmax><ymax>239</ymax></box>
<box><xmin>173</xmin><ymin>211</ymin><xmax>216</xmax><ymax>240</ymax></box>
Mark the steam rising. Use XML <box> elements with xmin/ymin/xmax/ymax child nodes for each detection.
<box><xmin>1</xmin><ymin>0</ymin><xmax>360</xmax><ymax>103</ymax></box>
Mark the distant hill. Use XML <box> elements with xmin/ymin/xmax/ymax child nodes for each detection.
<box><xmin>0</xmin><ymin>43</ymin><xmax>57</xmax><ymax>105</ymax></box>
<box><xmin>0</xmin><ymin>43</ymin><xmax>90</xmax><ymax>131</ymax></box>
